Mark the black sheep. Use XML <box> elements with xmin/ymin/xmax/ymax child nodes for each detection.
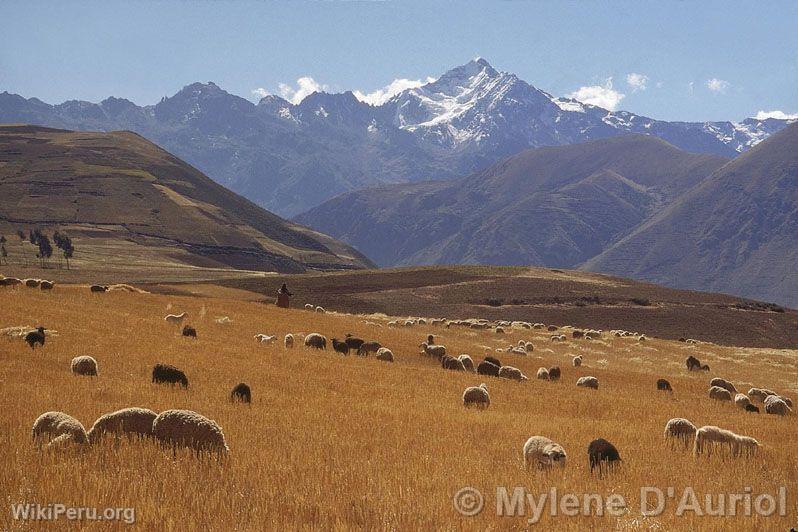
<box><xmin>745</xmin><ymin>404</ymin><xmax>760</xmax><ymax>413</ymax></box>
<box><xmin>331</xmin><ymin>338</ymin><xmax>350</xmax><ymax>356</ymax></box>
<box><xmin>548</xmin><ymin>366</ymin><xmax>561</xmax><ymax>381</ymax></box>
<box><xmin>588</xmin><ymin>438</ymin><xmax>621</xmax><ymax>476</ymax></box>
<box><xmin>477</xmin><ymin>360</ymin><xmax>500</xmax><ymax>376</ymax></box>
<box><xmin>685</xmin><ymin>355</ymin><xmax>701</xmax><ymax>371</ymax></box>
<box><xmin>182</xmin><ymin>325</ymin><xmax>197</xmax><ymax>338</ymax></box>
<box><xmin>230</xmin><ymin>382</ymin><xmax>252</xmax><ymax>403</ymax></box>
<box><xmin>152</xmin><ymin>363</ymin><xmax>189</xmax><ymax>388</ymax></box>
<box><xmin>344</xmin><ymin>334</ymin><xmax>364</xmax><ymax>353</ymax></box>
<box><xmin>24</xmin><ymin>327</ymin><xmax>46</xmax><ymax>349</ymax></box>
<box><xmin>484</xmin><ymin>356</ymin><xmax>502</xmax><ymax>367</ymax></box>
<box><xmin>656</xmin><ymin>378</ymin><xmax>673</xmax><ymax>392</ymax></box>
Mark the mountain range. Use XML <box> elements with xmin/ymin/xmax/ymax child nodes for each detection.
<box><xmin>0</xmin><ymin>58</ymin><xmax>792</xmax><ymax>216</ymax></box>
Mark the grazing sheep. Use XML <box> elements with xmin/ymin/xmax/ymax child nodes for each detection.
<box><xmin>663</xmin><ymin>418</ymin><xmax>697</xmax><ymax>448</ymax></box>
<box><xmin>230</xmin><ymin>383</ymin><xmax>252</xmax><ymax>403</ymax></box>
<box><xmin>86</xmin><ymin>407</ymin><xmax>157</xmax><ymax>443</ymax></box>
<box><xmin>551</xmin><ymin>334</ymin><xmax>566</xmax><ymax>342</ymax></box>
<box><xmin>420</xmin><ymin>342</ymin><xmax>446</xmax><ymax>359</ymax></box>
<box><xmin>576</xmin><ymin>376</ymin><xmax>599</xmax><ymax>390</ymax></box>
<box><xmin>734</xmin><ymin>393</ymin><xmax>752</xmax><ymax>409</ymax></box>
<box><xmin>152</xmin><ymin>409</ymin><xmax>229</xmax><ymax>455</ymax></box>
<box><xmin>315</xmin><ymin>306</ymin><xmax>325</xmax><ymax>313</ymax></box>
<box><xmin>284</xmin><ymin>334</ymin><xmax>294</xmax><ymax>349</ymax></box>
<box><xmin>331</xmin><ymin>338</ymin><xmax>350</xmax><ymax>356</ymax></box>
<box><xmin>463</xmin><ymin>383</ymin><xmax>490</xmax><ymax>408</ymax></box>
<box><xmin>70</xmin><ymin>355</ymin><xmax>98</xmax><ymax>377</ymax></box>
<box><xmin>24</xmin><ymin>278</ymin><xmax>41</xmax><ymax>288</ymax></box>
<box><xmin>214</xmin><ymin>316</ymin><xmax>232</xmax><ymax>325</ymax></box>
<box><xmin>345</xmin><ymin>335</ymin><xmax>365</xmax><ymax>353</ymax></box>
<box><xmin>498</xmin><ymin>365</ymin><xmax>528</xmax><ymax>382</ymax></box>
<box><xmin>748</xmin><ymin>388</ymin><xmax>777</xmax><ymax>402</ymax></box>
<box><xmin>477</xmin><ymin>360</ymin><xmax>500</xmax><ymax>377</ymax></box>
<box><xmin>694</xmin><ymin>426</ymin><xmax>759</xmax><ymax>456</ymax></box>
<box><xmin>523</xmin><ymin>436</ymin><xmax>567</xmax><ymax>469</ymax></box>
<box><xmin>547</xmin><ymin>325</ymin><xmax>558</xmax><ymax>332</ymax></box>
<box><xmin>745</xmin><ymin>404</ymin><xmax>760</xmax><ymax>413</ymax></box>
<box><xmin>40</xmin><ymin>280</ymin><xmax>54</xmax><ymax>290</ymax></box>
<box><xmin>710</xmin><ymin>377</ymin><xmax>737</xmax><ymax>395</ymax></box>
<box><xmin>700</xmin><ymin>364</ymin><xmax>710</xmax><ymax>372</ymax></box>
<box><xmin>638</xmin><ymin>335</ymin><xmax>647</xmax><ymax>342</ymax></box>
<box><xmin>90</xmin><ymin>284</ymin><xmax>108</xmax><ymax>293</ymax></box>
<box><xmin>484</xmin><ymin>356</ymin><xmax>502</xmax><ymax>367</ymax></box>
<box><xmin>375</xmin><ymin>347</ymin><xmax>394</xmax><ymax>362</ymax></box>
<box><xmin>524</xmin><ymin>342</ymin><xmax>534</xmax><ymax>353</ymax></box>
<box><xmin>255</xmin><ymin>334</ymin><xmax>277</xmax><ymax>344</ymax></box>
<box><xmin>441</xmin><ymin>355</ymin><xmax>467</xmax><ymax>371</ymax></box>
<box><xmin>764</xmin><ymin>395</ymin><xmax>791</xmax><ymax>416</ymax></box>
<box><xmin>588</xmin><ymin>438</ymin><xmax>621</xmax><ymax>475</ymax></box>
<box><xmin>572</xmin><ymin>330</ymin><xmax>585</xmax><ymax>339</ymax></box>
<box><xmin>152</xmin><ymin>363</ymin><xmax>188</xmax><ymax>388</ymax></box>
<box><xmin>357</xmin><ymin>341</ymin><xmax>382</xmax><ymax>357</ymax></box>
<box><xmin>656</xmin><ymin>378</ymin><xmax>672</xmax><ymax>392</ymax></box>
<box><xmin>182</xmin><ymin>325</ymin><xmax>197</xmax><ymax>338</ymax></box>
<box><xmin>686</xmin><ymin>356</ymin><xmax>702</xmax><ymax>371</ymax></box>
<box><xmin>0</xmin><ymin>277</ymin><xmax>22</xmax><ymax>286</ymax></box>
<box><xmin>457</xmin><ymin>354</ymin><xmax>475</xmax><ymax>372</ymax></box>
<box><xmin>536</xmin><ymin>367</ymin><xmax>550</xmax><ymax>380</ymax></box>
<box><xmin>304</xmin><ymin>303</ymin><xmax>314</xmax><ymax>310</ymax></box>
<box><xmin>304</xmin><ymin>333</ymin><xmax>327</xmax><ymax>350</ymax></box>
<box><xmin>24</xmin><ymin>327</ymin><xmax>46</xmax><ymax>349</ymax></box>
<box><xmin>572</xmin><ymin>355</ymin><xmax>582</xmax><ymax>367</ymax></box>
<box><xmin>32</xmin><ymin>411</ymin><xmax>88</xmax><ymax>448</ymax></box>
<box><xmin>164</xmin><ymin>312</ymin><xmax>187</xmax><ymax>324</ymax></box>
<box><xmin>495</xmin><ymin>326</ymin><xmax>505</xmax><ymax>334</ymax></box>
<box><xmin>548</xmin><ymin>366</ymin><xmax>561</xmax><ymax>381</ymax></box>
<box><xmin>708</xmin><ymin>386</ymin><xmax>732</xmax><ymax>401</ymax></box>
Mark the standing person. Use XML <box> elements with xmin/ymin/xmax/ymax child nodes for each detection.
<box><xmin>276</xmin><ymin>283</ymin><xmax>292</xmax><ymax>308</ymax></box>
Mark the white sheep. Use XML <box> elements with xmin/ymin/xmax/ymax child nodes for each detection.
<box><xmin>284</xmin><ymin>334</ymin><xmax>295</xmax><ymax>349</ymax></box>
<box><xmin>536</xmin><ymin>367</ymin><xmax>550</xmax><ymax>380</ymax></box>
<box><xmin>572</xmin><ymin>355</ymin><xmax>582</xmax><ymax>367</ymax></box>
<box><xmin>708</xmin><ymin>386</ymin><xmax>732</xmax><ymax>401</ymax></box>
<box><xmin>457</xmin><ymin>354</ymin><xmax>475</xmax><ymax>371</ymax></box>
<box><xmin>498</xmin><ymin>366</ymin><xmax>528</xmax><ymax>382</ymax></box>
<box><xmin>734</xmin><ymin>393</ymin><xmax>752</xmax><ymax>409</ymax></box>
<box><xmin>462</xmin><ymin>383</ymin><xmax>490</xmax><ymax>409</ymax></box>
<box><xmin>576</xmin><ymin>376</ymin><xmax>599</xmax><ymax>389</ymax></box>
<box><xmin>315</xmin><ymin>306</ymin><xmax>325</xmax><ymax>314</ymax></box>
<box><xmin>304</xmin><ymin>333</ymin><xmax>327</xmax><ymax>349</ymax></box>
<box><xmin>254</xmin><ymin>334</ymin><xmax>277</xmax><ymax>345</ymax></box>
<box><xmin>87</xmin><ymin>407</ymin><xmax>158</xmax><ymax>443</ymax></box>
<box><xmin>32</xmin><ymin>411</ymin><xmax>88</xmax><ymax>448</ymax></box>
<box><xmin>214</xmin><ymin>316</ymin><xmax>232</xmax><ymax>324</ymax></box>
<box><xmin>70</xmin><ymin>355</ymin><xmax>98</xmax><ymax>377</ymax></box>
<box><xmin>710</xmin><ymin>377</ymin><xmax>738</xmax><ymax>395</ymax></box>
<box><xmin>376</xmin><ymin>347</ymin><xmax>394</xmax><ymax>362</ymax></box>
<box><xmin>304</xmin><ymin>303</ymin><xmax>314</xmax><ymax>310</ymax></box>
<box><xmin>152</xmin><ymin>409</ymin><xmax>229</xmax><ymax>455</ymax></box>
<box><xmin>523</xmin><ymin>436</ymin><xmax>567</xmax><ymax>469</ymax></box>
<box><xmin>164</xmin><ymin>312</ymin><xmax>187</xmax><ymax>324</ymax></box>
<box><xmin>694</xmin><ymin>426</ymin><xmax>759</xmax><ymax>456</ymax></box>
<box><xmin>420</xmin><ymin>342</ymin><xmax>446</xmax><ymax>358</ymax></box>
<box><xmin>764</xmin><ymin>395</ymin><xmax>791</xmax><ymax>416</ymax></box>
<box><xmin>663</xmin><ymin>418</ymin><xmax>697</xmax><ymax>448</ymax></box>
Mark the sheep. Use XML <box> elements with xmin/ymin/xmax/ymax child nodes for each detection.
<box><xmin>164</xmin><ymin>312</ymin><xmax>187</xmax><ymax>324</ymax></box>
<box><xmin>536</xmin><ymin>367</ymin><xmax>550</xmax><ymax>380</ymax></box>
<box><xmin>764</xmin><ymin>395</ymin><xmax>791</xmax><ymax>416</ymax></box>
<box><xmin>420</xmin><ymin>342</ymin><xmax>446</xmax><ymax>359</ymax></box>
<box><xmin>745</xmin><ymin>404</ymin><xmax>760</xmax><ymax>413</ymax></box>
<box><xmin>457</xmin><ymin>354</ymin><xmax>475</xmax><ymax>372</ymax></box>
<box><xmin>181</xmin><ymin>325</ymin><xmax>197</xmax><ymax>338</ymax></box>
<box><xmin>588</xmin><ymin>438</ymin><xmax>621</xmax><ymax>476</ymax></box>
<box><xmin>572</xmin><ymin>355</ymin><xmax>582</xmax><ymax>367</ymax></box>
<box><xmin>663</xmin><ymin>418</ymin><xmax>697</xmax><ymax>448</ymax></box>
<box><xmin>255</xmin><ymin>334</ymin><xmax>277</xmax><ymax>344</ymax></box>
<box><xmin>230</xmin><ymin>383</ymin><xmax>251</xmax><ymax>403</ymax></box>
<box><xmin>477</xmin><ymin>360</ymin><xmax>500</xmax><ymax>377</ymax></box>
<box><xmin>694</xmin><ymin>426</ymin><xmax>759</xmax><ymax>456</ymax></box>
<box><xmin>304</xmin><ymin>303</ymin><xmax>314</xmax><ymax>310</ymax></box>
<box><xmin>441</xmin><ymin>355</ymin><xmax>467</xmax><ymax>371</ymax></box>
<box><xmin>357</xmin><ymin>341</ymin><xmax>382</xmax><ymax>357</ymax></box>
<box><xmin>585</xmin><ymin>331</ymin><xmax>602</xmax><ymax>341</ymax></box>
<box><xmin>152</xmin><ymin>363</ymin><xmax>188</xmax><ymax>388</ymax></box>
<box><xmin>214</xmin><ymin>316</ymin><xmax>232</xmax><ymax>324</ymax></box>
<box><xmin>40</xmin><ymin>280</ymin><xmax>55</xmax><ymax>290</ymax></box>
<box><xmin>24</xmin><ymin>278</ymin><xmax>41</xmax><ymax>288</ymax></box>
<box><xmin>551</xmin><ymin>334</ymin><xmax>566</xmax><ymax>342</ymax></box>
<box><xmin>700</xmin><ymin>364</ymin><xmax>710</xmax><ymax>372</ymax></box>
<box><xmin>495</xmin><ymin>326</ymin><xmax>505</xmax><ymax>334</ymax></box>
<box><xmin>686</xmin><ymin>356</ymin><xmax>702</xmax><ymax>371</ymax></box>
<box><xmin>572</xmin><ymin>330</ymin><xmax>585</xmax><ymax>339</ymax></box>
<box><xmin>523</xmin><ymin>436</ymin><xmax>567</xmax><ymax>469</ymax></box>
<box><xmin>90</xmin><ymin>284</ymin><xmax>108</xmax><ymax>293</ymax></box>
<box><xmin>708</xmin><ymin>386</ymin><xmax>732</xmax><ymax>401</ymax></box>
<box><xmin>24</xmin><ymin>327</ymin><xmax>46</xmax><ymax>349</ymax></box>
<box><xmin>638</xmin><ymin>335</ymin><xmax>647</xmax><ymax>342</ymax></box>
<box><xmin>576</xmin><ymin>376</ymin><xmax>599</xmax><ymax>390</ymax></box>
<box><xmin>70</xmin><ymin>355</ymin><xmax>98</xmax><ymax>377</ymax></box>
<box><xmin>462</xmin><ymin>383</ymin><xmax>490</xmax><ymax>409</ymax></box>
<box><xmin>484</xmin><ymin>356</ymin><xmax>502</xmax><ymax>367</ymax></box>
<box><xmin>734</xmin><ymin>393</ymin><xmax>752</xmax><ymax>409</ymax></box>
<box><xmin>86</xmin><ymin>407</ymin><xmax>157</xmax><ymax>443</ymax></box>
<box><xmin>709</xmin><ymin>377</ymin><xmax>737</xmax><ymax>395</ymax></box>
<box><xmin>152</xmin><ymin>409</ymin><xmax>229</xmax><ymax>455</ymax></box>
<box><xmin>656</xmin><ymin>378</ymin><xmax>672</xmax><ymax>392</ymax></box>
<box><xmin>284</xmin><ymin>334</ymin><xmax>294</xmax><ymax>349</ymax></box>
<box><xmin>548</xmin><ymin>366</ymin><xmax>561</xmax><ymax>381</ymax></box>
<box><xmin>524</xmin><ymin>342</ymin><xmax>534</xmax><ymax>353</ymax></box>
<box><xmin>547</xmin><ymin>325</ymin><xmax>558</xmax><ymax>332</ymax></box>
<box><xmin>331</xmin><ymin>338</ymin><xmax>350</xmax><ymax>356</ymax></box>
<box><xmin>345</xmin><ymin>335</ymin><xmax>365</xmax><ymax>354</ymax></box>
<box><xmin>375</xmin><ymin>347</ymin><xmax>394</xmax><ymax>362</ymax></box>
<box><xmin>748</xmin><ymin>388</ymin><xmax>777</xmax><ymax>402</ymax></box>
<box><xmin>498</xmin><ymin>365</ymin><xmax>528</xmax><ymax>382</ymax></box>
<box><xmin>304</xmin><ymin>333</ymin><xmax>327</xmax><ymax>350</ymax></box>
<box><xmin>32</xmin><ymin>411</ymin><xmax>88</xmax><ymax>448</ymax></box>
<box><xmin>315</xmin><ymin>306</ymin><xmax>325</xmax><ymax>313</ymax></box>
<box><xmin>0</xmin><ymin>277</ymin><xmax>22</xmax><ymax>286</ymax></box>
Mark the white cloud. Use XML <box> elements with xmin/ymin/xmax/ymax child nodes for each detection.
<box><xmin>353</xmin><ymin>76</ymin><xmax>436</xmax><ymax>106</ymax></box>
<box><xmin>567</xmin><ymin>78</ymin><xmax>625</xmax><ymax>111</ymax></box>
<box><xmin>278</xmin><ymin>76</ymin><xmax>329</xmax><ymax>104</ymax></box>
<box><xmin>625</xmin><ymin>73</ymin><xmax>649</xmax><ymax>92</ymax></box>
<box><xmin>706</xmin><ymin>78</ymin><xmax>730</xmax><ymax>93</ymax></box>
<box><xmin>754</xmin><ymin>110</ymin><xmax>798</xmax><ymax>120</ymax></box>
<box><xmin>251</xmin><ymin>87</ymin><xmax>270</xmax><ymax>99</ymax></box>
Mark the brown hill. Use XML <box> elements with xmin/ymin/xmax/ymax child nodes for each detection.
<box><xmin>585</xmin><ymin>122</ymin><xmax>798</xmax><ymax>307</ymax></box>
<box><xmin>0</xmin><ymin>125</ymin><xmax>373</xmax><ymax>275</ymax></box>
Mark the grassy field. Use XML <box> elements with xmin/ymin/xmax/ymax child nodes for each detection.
<box><xmin>1</xmin><ymin>284</ymin><xmax>797</xmax><ymax>530</ymax></box>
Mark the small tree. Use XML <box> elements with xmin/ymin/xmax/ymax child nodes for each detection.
<box><xmin>0</xmin><ymin>235</ymin><xmax>6</xmax><ymax>265</ymax></box>
<box><xmin>54</xmin><ymin>231</ymin><xmax>75</xmax><ymax>269</ymax></box>
<box><xmin>36</xmin><ymin>233</ymin><xmax>53</xmax><ymax>268</ymax></box>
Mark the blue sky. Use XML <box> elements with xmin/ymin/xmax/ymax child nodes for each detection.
<box><xmin>1</xmin><ymin>0</ymin><xmax>796</xmax><ymax>121</ymax></box>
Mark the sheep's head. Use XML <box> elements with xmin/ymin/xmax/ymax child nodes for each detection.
<box><xmin>542</xmin><ymin>445</ymin><xmax>567</xmax><ymax>467</ymax></box>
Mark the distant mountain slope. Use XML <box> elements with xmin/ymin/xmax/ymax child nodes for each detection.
<box><xmin>585</xmin><ymin>122</ymin><xmax>798</xmax><ymax>307</ymax></box>
<box><xmin>0</xmin><ymin>125</ymin><xmax>373</xmax><ymax>273</ymax></box>
<box><xmin>0</xmin><ymin>59</ymin><xmax>791</xmax><ymax>216</ymax></box>
<box><xmin>295</xmin><ymin>135</ymin><xmax>727</xmax><ymax>268</ymax></box>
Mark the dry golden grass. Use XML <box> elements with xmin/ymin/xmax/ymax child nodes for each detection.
<box><xmin>1</xmin><ymin>285</ymin><xmax>797</xmax><ymax>530</ymax></box>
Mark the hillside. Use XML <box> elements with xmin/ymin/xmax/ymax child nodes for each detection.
<box><xmin>295</xmin><ymin>135</ymin><xmax>727</xmax><ymax>268</ymax></box>
<box><xmin>0</xmin><ymin>125</ymin><xmax>373</xmax><ymax>275</ymax></box>
<box><xmin>585</xmin><ymin>122</ymin><xmax>798</xmax><ymax>308</ymax></box>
